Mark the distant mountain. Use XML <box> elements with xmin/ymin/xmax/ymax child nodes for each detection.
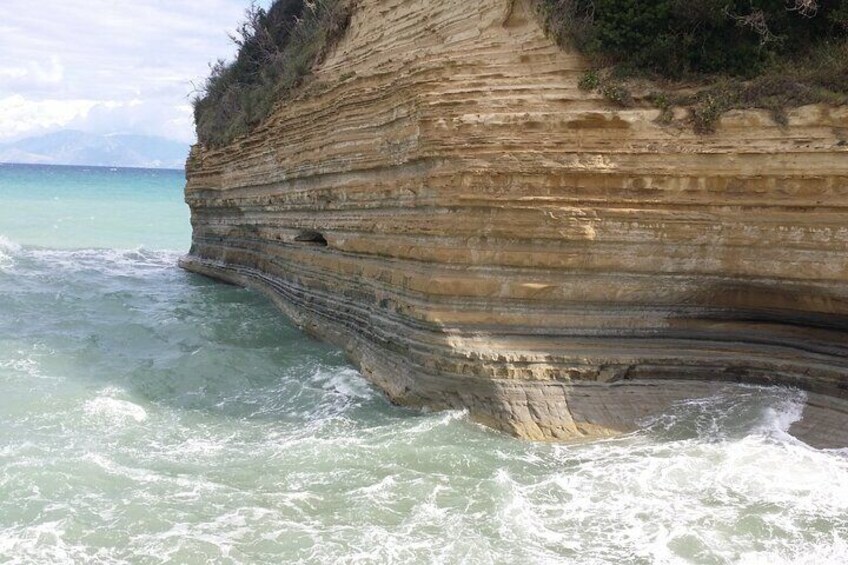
<box><xmin>0</xmin><ymin>130</ymin><xmax>189</xmax><ymax>169</ymax></box>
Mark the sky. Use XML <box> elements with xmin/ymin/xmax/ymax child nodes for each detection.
<box><xmin>0</xmin><ymin>0</ymin><xmax>271</xmax><ymax>144</ymax></box>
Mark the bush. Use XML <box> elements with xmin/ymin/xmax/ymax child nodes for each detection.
<box><xmin>535</xmin><ymin>0</ymin><xmax>848</xmax><ymax>131</ymax></box>
<box><xmin>537</xmin><ymin>0</ymin><xmax>847</xmax><ymax>78</ymax></box>
<box><xmin>193</xmin><ymin>0</ymin><xmax>353</xmax><ymax>148</ymax></box>
<box><xmin>578</xmin><ymin>69</ymin><xmax>600</xmax><ymax>91</ymax></box>
<box><xmin>600</xmin><ymin>82</ymin><xmax>634</xmax><ymax>107</ymax></box>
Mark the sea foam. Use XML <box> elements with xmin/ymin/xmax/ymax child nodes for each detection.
<box><xmin>83</xmin><ymin>388</ymin><xmax>147</xmax><ymax>425</ymax></box>
<box><xmin>0</xmin><ymin>234</ymin><xmax>21</xmax><ymax>270</ymax></box>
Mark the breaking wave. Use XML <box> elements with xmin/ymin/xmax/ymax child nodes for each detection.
<box><xmin>0</xmin><ymin>234</ymin><xmax>21</xmax><ymax>270</ymax></box>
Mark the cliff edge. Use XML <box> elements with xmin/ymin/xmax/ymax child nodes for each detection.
<box><xmin>182</xmin><ymin>0</ymin><xmax>848</xmax><ymax>446</ymax></box>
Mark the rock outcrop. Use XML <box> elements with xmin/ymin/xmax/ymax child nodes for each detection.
<box><xmin>182</xmin><ymin>0</ymin><xmax>848</xmax><ymax>446</ymax></box>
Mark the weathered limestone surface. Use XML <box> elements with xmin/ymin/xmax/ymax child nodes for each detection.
<box><xmin>182</xmin><ymin>0</ymin><xmax>848</xmax><ymax>446</ymax></box>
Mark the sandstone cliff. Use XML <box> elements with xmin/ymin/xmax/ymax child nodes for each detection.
<box><xmin>182</xmin><ymin>0</ymin><xmax>848</xmax><ymax>446</ymax></box>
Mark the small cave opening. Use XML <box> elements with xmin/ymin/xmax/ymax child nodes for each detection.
<box><xmin>294</xmin><ymin>230</ymin><xmax>329</xmax><ymax>247</ymax></box>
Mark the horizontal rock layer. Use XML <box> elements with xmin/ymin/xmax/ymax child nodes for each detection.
<box><xmin>182</xmin><ymin>0</ymin><xmax>848</xmax><ymax>446</ymax></box>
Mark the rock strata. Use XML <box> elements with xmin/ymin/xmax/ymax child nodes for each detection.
<box><xmin>182</xmin><ymin>0</ymin><xmax>848</xmax><ymax>446</ymax></box>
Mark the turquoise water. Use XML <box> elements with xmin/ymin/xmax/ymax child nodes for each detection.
<box><xmin>0</xmin><ymin>163</ymin><xmax>847</xmax><ymax>564</ymax></box>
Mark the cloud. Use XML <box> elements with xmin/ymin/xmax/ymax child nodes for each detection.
<box><xmin>0</xmin><ymin>56</ymin><xmax>65</xmax><ymax>93</ymax></box>
<box><xmin>0</xmin><ymin>95</ymin><xmax>98</xmax><ymax>139</ymax></box>
<box><xmin>67</xmin><ymin>99</ymin><xmax>195</xmax><ymax>141</ymax></box>
<box><xmin>0</xmin><ymin>0</ymin><xmax>270</xmax><ymax>143</ymax></box>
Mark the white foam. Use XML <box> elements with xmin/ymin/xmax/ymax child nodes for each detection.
<box><xmin>757</xmin><ymin>388</ymin><xmax>807</xmax><ymax>439</ymax></box>
<box><xmin>738</xmin><ymin>535</ymin><xmax>848</xmax><ymax>564</ymax></box>
<box><xmin>0</xmin><ymin>352</ymin><xmax>62</xmax><ymax>382</ymax></box>
<box><xmin>27</xmin><ymin>247</ymin><xmax>182</xmax><ymax>277</ymax></box>
<box><xmin>351</xmin><ymin>474</ymin><xmax>398</xmax><ymax>504</ymax></box>
<box><xmin>130</xmin><ymin>508</ymin><xmax>278</xmax><ymax>563</ymax></box>
<box><xmin>0</xmin><ymin>356</ymin><xmax>41</xmax><ymax>378</ymax></box>
<box><xmin>310</xmin><ymin>366</ymin><xmax>376</xmax><ymax>400</ymax></box>
<box><xmin>83</xmin><ymin>389</ymin><xmax>147</xmax><ymax>424</ymax></box>
<box><xmin>0</xmin><ymin>520</ymin><xmax>127</xmax><ymax>565</ymax></box>
<box><xmin>0</xmin><ymin>238</ymin><xmax>182</xmax><ymax>279</ymax></box>
<box><xmin>171</xmin><ymin>437</ymin><xmax>227</xmax><ymax>457</ymax></box>
<box><xmin>0</xmin><ymin>234</ymin><xmax>21</xmax><ymax>270</ymax></box>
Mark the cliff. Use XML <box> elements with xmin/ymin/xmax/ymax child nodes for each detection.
<box><xmin>182</xmin><ymin>0</ymin><xmax>848</xmax><ymax>446</ymax></box>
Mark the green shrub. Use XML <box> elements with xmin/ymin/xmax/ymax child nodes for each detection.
<box><xmin>578</xmin><ymin>69</ymin><xmax>600</xmax><ymax>91</ymax></box>
<box><xmin>647</xmin><ymin>92</ymin><xmax>674</xmax><ymax>124</ymax></box>
<box><xmin>600</xmin><ymin>82</ymin><xmax>634</xmax><ymax>107</ymax></box>
<box><xmin>193</xmin><ymin>0</ymin><xmax>353</xmax><ymax>148</ymax></box>
<box><xmin>535</xmin><ymin>0</ymin><xmax>848</xmax><ymax>131</ymax></box>
<box><xmin>537</xmin><ymin>0</ymin><xmax>847</xmax><ymax>78</ymax></box>
<box><xmin>691</xmin><ymin>91</ymin><xmax>734</xmax><ymax>134</ymax></box>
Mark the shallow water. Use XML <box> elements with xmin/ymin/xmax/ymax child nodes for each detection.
<box><xmin>0</xmin><ymin>163</ymin><xmax>846</xmax><ymax>564</ymax></box>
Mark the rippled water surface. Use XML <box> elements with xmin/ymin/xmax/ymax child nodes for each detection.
<box><xmin>1</xmin><ymin>163</ymin><xmax>847</xmax><ymax>564</ymax></box>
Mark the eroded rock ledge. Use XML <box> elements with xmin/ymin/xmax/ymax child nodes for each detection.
<box><xmin>182</xmin><ymin>0</ymin><xmax>848</xmax><ymax>447</ymax></box>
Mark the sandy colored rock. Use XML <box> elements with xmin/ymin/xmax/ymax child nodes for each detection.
<box><xmin>182</xmin><ymin>0</ymin><xmax>848</xmax><ymax>447</ymax></box>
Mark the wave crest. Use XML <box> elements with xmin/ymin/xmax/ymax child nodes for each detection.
<box><xmin>83</xmin><ymin>388</ymin><xmax>147</xmax><ymax>425</ymax></box>
<box><xmin>0</xmin><ymin>235</ymin><xmax>21</xmax><ymax>270</ymax></box>
<box><xmin>0</xmin><ymin>241</ymin><xmax>183</xmax><ymax>278</ymax></box>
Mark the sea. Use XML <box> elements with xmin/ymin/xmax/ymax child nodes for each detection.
<box><xmin>0</xmin><ymin>162</ymin><xmax>846</xmax><ymax>564</ymax></box>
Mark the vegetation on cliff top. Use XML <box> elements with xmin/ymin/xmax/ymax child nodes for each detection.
<box><xmin>194</xmin><ymin>0</ymin><xmax>848</xmax><ymax>144</ymax></box>
<box><xmin>193</xmin><ymin>0</ymin><xmax>352</xmax><ymax>148</ymax></box>
<box><xmin>536</xmin><ymin>0</ymin><xmax>848</xmax><ymax>131</ymax></box>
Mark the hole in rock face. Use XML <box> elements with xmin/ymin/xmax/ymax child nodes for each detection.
<box><xmin>294</xmin><ymin>230</ymin><xmax>328</xmax><ymax>246</ymax></box>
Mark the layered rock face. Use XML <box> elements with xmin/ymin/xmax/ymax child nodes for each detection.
<box><xmin>182</xmin><ymin>0</ymin><xmax>848</xmax><ymax>446</ymax></box>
